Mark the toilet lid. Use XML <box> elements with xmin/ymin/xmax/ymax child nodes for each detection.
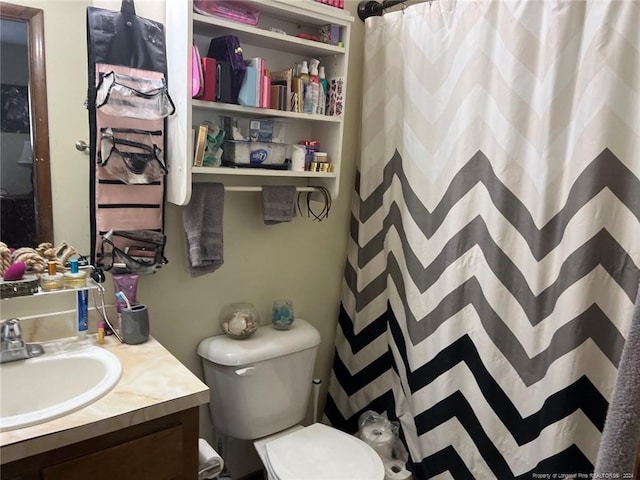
<box><xmin>265</xmin><ymin>423</ymin><xmax>384</xmax><ymax>480</ymax></box>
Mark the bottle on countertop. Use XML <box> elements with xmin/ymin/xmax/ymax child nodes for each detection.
<box><xmin>41</xmin><ymin>261</ymin><xmax>64</xmax><ymax>291</ymax></box>
<box><xmin>97</xmin><ymin>321</ymin><xmax>105</xmax><ymax>345</ymax></box>
<box><xmin>77</xmin><ymin>289</ymin><xmax>88</xmax><ymax>339</ymax></box>
<box><xmin>64</xmin><ymin>258</ymin><xmax>87</xmax><ymax>289</ymax></box>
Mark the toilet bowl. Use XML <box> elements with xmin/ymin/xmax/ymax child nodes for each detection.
<box><xmin>254</xmin><ymin>424</ymin><xmax>384</xmax><ymax>480</ymax></box>
<box><xmin>197</xmin><ymin>319</ymin><xmax>385</xmax><ymax>479</ymax></box>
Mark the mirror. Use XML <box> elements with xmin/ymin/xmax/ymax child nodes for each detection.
<box><xmin>0</xmin><ymin>2</ymin><xmax>53</xmax><ymax>247</ymax></box>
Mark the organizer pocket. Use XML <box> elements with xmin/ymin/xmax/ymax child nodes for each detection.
<box><xmin>100</xmin><ymin>128</ymin><xmax>167</xmax><ymax>184</ymax></box>
<box><xmin>96</xmin><ymin>71</ymin><xmax>175</xmax><ymax>119</ymax></box>
<box><xmin>98</xmin><ymin>229</ymin><xmax>167</xmax><ymax>275</ymax></box>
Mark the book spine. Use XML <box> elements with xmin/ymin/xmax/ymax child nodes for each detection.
<box><xmin>193</xmin><ymin>125</ymin><xmax>208</xmax><ymax>167</ymax></box>
<box><xmin>262</xmin><ymin>75</ymin><xmax>271</xmax><ymax>109</ymax></box>
<box><xmin>270</xmin><ymin>85</ymin><xmax>280</xmax><ymax>110</ymax></box>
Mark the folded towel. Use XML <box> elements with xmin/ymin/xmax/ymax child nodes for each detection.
<box><xmin>182</xmin><ymin>183</ymin><xmax>224</xmax><ymax>277</ymax></box>
<box><xmin>198</xmin><ymin>438</ymin><xmax>224</xmax><ymax>480</ymax></box>
<box><xmin>262</xmin><ymin>185</ymin><xmax>296</xmax><ymax>225</ymax></box>
<box><xmin>594</xmin><ymin>281</ymin><xmax>640</xmax><ymax>475</ymax></box>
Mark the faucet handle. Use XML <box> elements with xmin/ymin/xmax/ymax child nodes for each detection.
<box><xmin>1</xmin><ymin>318</ymin><xmax>22</xmax><ymax>342</ymax></box>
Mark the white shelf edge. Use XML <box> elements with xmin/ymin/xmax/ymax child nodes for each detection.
<box><xmin>192</xmin><ymin>13</ymin><xmax>346</xmax><ymax>55</ymax></box>
<box><xmin>191</xmin><ymin>99</ymin><xmax>343</xmax><ymax>123</ymax></box>
<box><xmin>192</xmin><ymin>167</ymin><xmax>338</xmax><ymax>178</ymax></box>
<box><xmin>1</xmin><ymin>279</ymin><xmax>101</xmax><ymax>301</ymax></box>
<box><xmin>255</xmin><ymin>0</ymin><xmax>354</xmax><ymax>24</ymax></box>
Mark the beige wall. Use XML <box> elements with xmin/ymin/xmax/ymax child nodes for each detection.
<box><xmin>21</xmin><ymin>0</ymin><xmax>365</xmax><ymax>447</ymax></box>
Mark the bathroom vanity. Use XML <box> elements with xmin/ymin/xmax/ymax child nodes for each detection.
<box><xmin>0</xmin><ymin>336</ymin><xmax>209</xmax><ymax>479</ymax></box>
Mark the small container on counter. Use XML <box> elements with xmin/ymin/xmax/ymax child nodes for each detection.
<box><xmin>219</xmin><ymin>302</ymin><xmax>260</xmax><ymax>339</ymax></box>
<box><xmin>64</xmin><ymin>258</ymin><xmax>87</xmax><ymax>289</ymax></box>
<box><xmin>97</xmin><ymin>321</ymin><xmax>105</xmax><ymax>345</ymax></box>
<box><xmin>271</xmin><ymin>299</ymin><xmax>294</xmax><ymax>330</ymax></box>
<box><xmin>40</xmin><ymin>261</ymin><xmax>64</xmax><ymax>291</ymax></box>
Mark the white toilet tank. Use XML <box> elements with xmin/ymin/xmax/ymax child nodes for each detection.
<box><xmin>198</xmin><ymin>319</ymin><xmax>321</xmax><ymax>440</ymax></box>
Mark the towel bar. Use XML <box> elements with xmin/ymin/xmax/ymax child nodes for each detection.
<box><xmin>203</xmin><ymin>186</ymin><xmax>320</xmax><ymax>193</ymax></box>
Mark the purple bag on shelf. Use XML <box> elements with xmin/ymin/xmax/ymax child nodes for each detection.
<box><xmin>193</xmin><ymin>0</ymin><xmax>260</xmax><ymax>26</ymax></box>
<box><xmin>207</xmin><ymin>35</ymin><xmax>246</xmax><ymax>104</ymax></box>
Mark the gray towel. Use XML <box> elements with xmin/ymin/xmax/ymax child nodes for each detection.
<box><xmin>182</xmin><ymin>183</ymin><xmax>224</xmax><ymax>277</ymax></box>
<box><xmin>262</xmin><ymin>185</ymin><xmax>296</xmax><ymax>225</ymax></box>
<box><xmin>594</xmin><ymin>280</ymin><xmax>640</xmax><ymax>475</ymax></box>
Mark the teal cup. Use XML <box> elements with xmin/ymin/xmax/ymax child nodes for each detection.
<box><xmin>271</xmin><ymin>299</ymin><xmax>294</xmax><ymax>330</ymax></box>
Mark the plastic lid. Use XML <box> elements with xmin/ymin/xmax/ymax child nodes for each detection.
<box><xmin>47</xmin><ymin>261</ymin><xmax>57</xmax><ymax>276</ymax></box>
<box><xmin>70</xmin><ymin>258</ymin><xmax>79</xmax><ymax>274</ymax></box>
<box><xmin>300</xmin><ymin>60</ymin><xmax>309</xmax><ymax>74</ymax></box>
<box><xmin>319</xmin><ymin>66</ymin><xmax>326</xmax><ymax>79</ymax></box>
<box><xmin>265</xmin><ymin>424</ymin><xmax>384</xmax><ymax>480</ymax></box>
<box><xmin>197</xmin><ymin>318</ymin><xmax>320</xmax><ymax>366</ymax></box>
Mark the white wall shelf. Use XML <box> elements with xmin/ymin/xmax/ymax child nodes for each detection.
<box><xmin>165</xmin><ymin>0</ymin><xmax>353</xmax><ymax>206</ymax></box>
<box><xmin>192</xmin><ymin>100</ymin><xmax>343</xmax><ymax>123</ymax></box>
<box><xmin>1</xmin><ymin>277</ymin><xmax>100</xmax><ymax>301</ymax></box>
<box><xmin>192</xmin><ymin>166</ymin><xmax>337</xmax><ymax>178</ymax></box>
<box><xmin>192</xmin><ymin>13</ymin><xmax>346</xmax><ymax>57</ymax></box>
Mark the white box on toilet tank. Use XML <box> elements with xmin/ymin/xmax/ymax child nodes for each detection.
<box><xmin>198</xmin><ymin>319</ymin><xmax>321</xmax><ymax>440</ymax></box>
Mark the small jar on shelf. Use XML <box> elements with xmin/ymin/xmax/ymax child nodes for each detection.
<box><xmin>64</xmin><ymin>258</ymin><xmax>87</xmax><ymax>289</ymax></box>
<box><xmin>40</xmin><ymin>261</ymin><xmax>64</xmax><ymax>292</ymax></box>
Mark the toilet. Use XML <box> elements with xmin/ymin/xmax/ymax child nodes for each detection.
<box><xmin>197</xmin><ymin>318</ymin><xmax>385</xmax><ymax>480</ymax></box>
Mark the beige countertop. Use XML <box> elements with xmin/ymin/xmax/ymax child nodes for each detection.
<box><xmin>0</xmin><ymin>335</ymin><xmax>209</xmax><ymax>464</ymax></box>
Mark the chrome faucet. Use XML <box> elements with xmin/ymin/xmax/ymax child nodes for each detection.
<box><xmin>0</xmin><ymin>318</ymin><xmax>45</xmax><ymax>364</ymax></box>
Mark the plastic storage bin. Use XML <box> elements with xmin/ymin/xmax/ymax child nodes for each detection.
<box><xmin>223</xmin><ymin>117</ymin><xmax>286</xmax><ymax>143</ymax></box>
<box><xmin>222</xmin><ymin>140</ymin><xmax>288</xmax><ymax>167</ymax></box>
<box><xmin>193</xmin><ymin>0</ymin><xmax>260</xmax><ymax>26</ymax></box>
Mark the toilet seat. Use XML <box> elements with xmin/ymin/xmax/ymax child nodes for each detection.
<box><xmin>262</xmin><ymin>423</ymin><xmax>385</xmax><ymax>480</ymax></box>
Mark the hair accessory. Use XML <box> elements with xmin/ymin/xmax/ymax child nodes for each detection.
<box><xmin>297</xmin><ymin>186</ymin><xmax>331</xmax><ymax>222</ymax></box>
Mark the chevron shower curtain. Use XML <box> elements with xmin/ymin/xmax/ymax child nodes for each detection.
<box><xmin>326</xmin><ymin>1</ymin><xmax>640</xmax><ymax>478</ymax></box>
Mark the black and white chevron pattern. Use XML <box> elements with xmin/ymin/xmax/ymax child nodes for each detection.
<box><xmin>326</xmin><ymin>1</ymin><xmax>640</xmax><ymax>478</ymax></box>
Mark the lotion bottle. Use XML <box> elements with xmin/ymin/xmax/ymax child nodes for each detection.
<box><xmin>299</xmin><ymin>60</ymin><xmax>310</xmax><ymax>84</ymax></box>
<box><xmin>300</xmin><ymin>61</ymin><xmax>315</xmax><ymax>114</ymax></box>
<box><xmin>308</xmin><ymin>59</ymin><xmax>321</xmax><ymax>114</ymax></box>
<box><xmin>318</xmin><ymin>66</ymin><xmax>328</xmax><ymax>115</ymax></box>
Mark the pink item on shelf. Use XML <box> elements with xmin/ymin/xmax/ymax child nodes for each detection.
<box><xmin>192</xmin><ymin>44</ymin><xmax>204</xmax><ymax>98</ymax></box>
<box><xmin>193</xmin><ymin>0</ymin><xmax>260</xmax><ymax>26</ymax></box>
<box><xmin>201</xmin><ymin>57</ymin><xmax>217</xmax><ymax>102</ymax></box>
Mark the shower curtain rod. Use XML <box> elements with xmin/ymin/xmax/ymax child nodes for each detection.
<box><xmin>357</xmin><ymin>0</ymin><xmax>408</xmax><ymax>21</ymax></box>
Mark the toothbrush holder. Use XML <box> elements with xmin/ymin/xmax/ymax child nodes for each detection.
<box><xmin>121</xmin><ymin>303</ymin><xmax>149</xmax><ymax>344</ymax></box>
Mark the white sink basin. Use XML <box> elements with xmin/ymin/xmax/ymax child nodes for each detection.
<box><xmin>0</xmin><ymin>345</ymin><xmax>122</xmax><ymax>431</ymax></box>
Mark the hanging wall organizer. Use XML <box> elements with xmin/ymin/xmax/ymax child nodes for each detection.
<box><xmin>86</xmin><ymin>0</ymin><xmax>173</xmax><ymax>275</ymax></box>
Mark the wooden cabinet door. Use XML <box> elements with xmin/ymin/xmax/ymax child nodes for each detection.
<box><xmin>42</xmin><ymin>425</ymin><xmax>184</xmax><ymax>480</ymax></box>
